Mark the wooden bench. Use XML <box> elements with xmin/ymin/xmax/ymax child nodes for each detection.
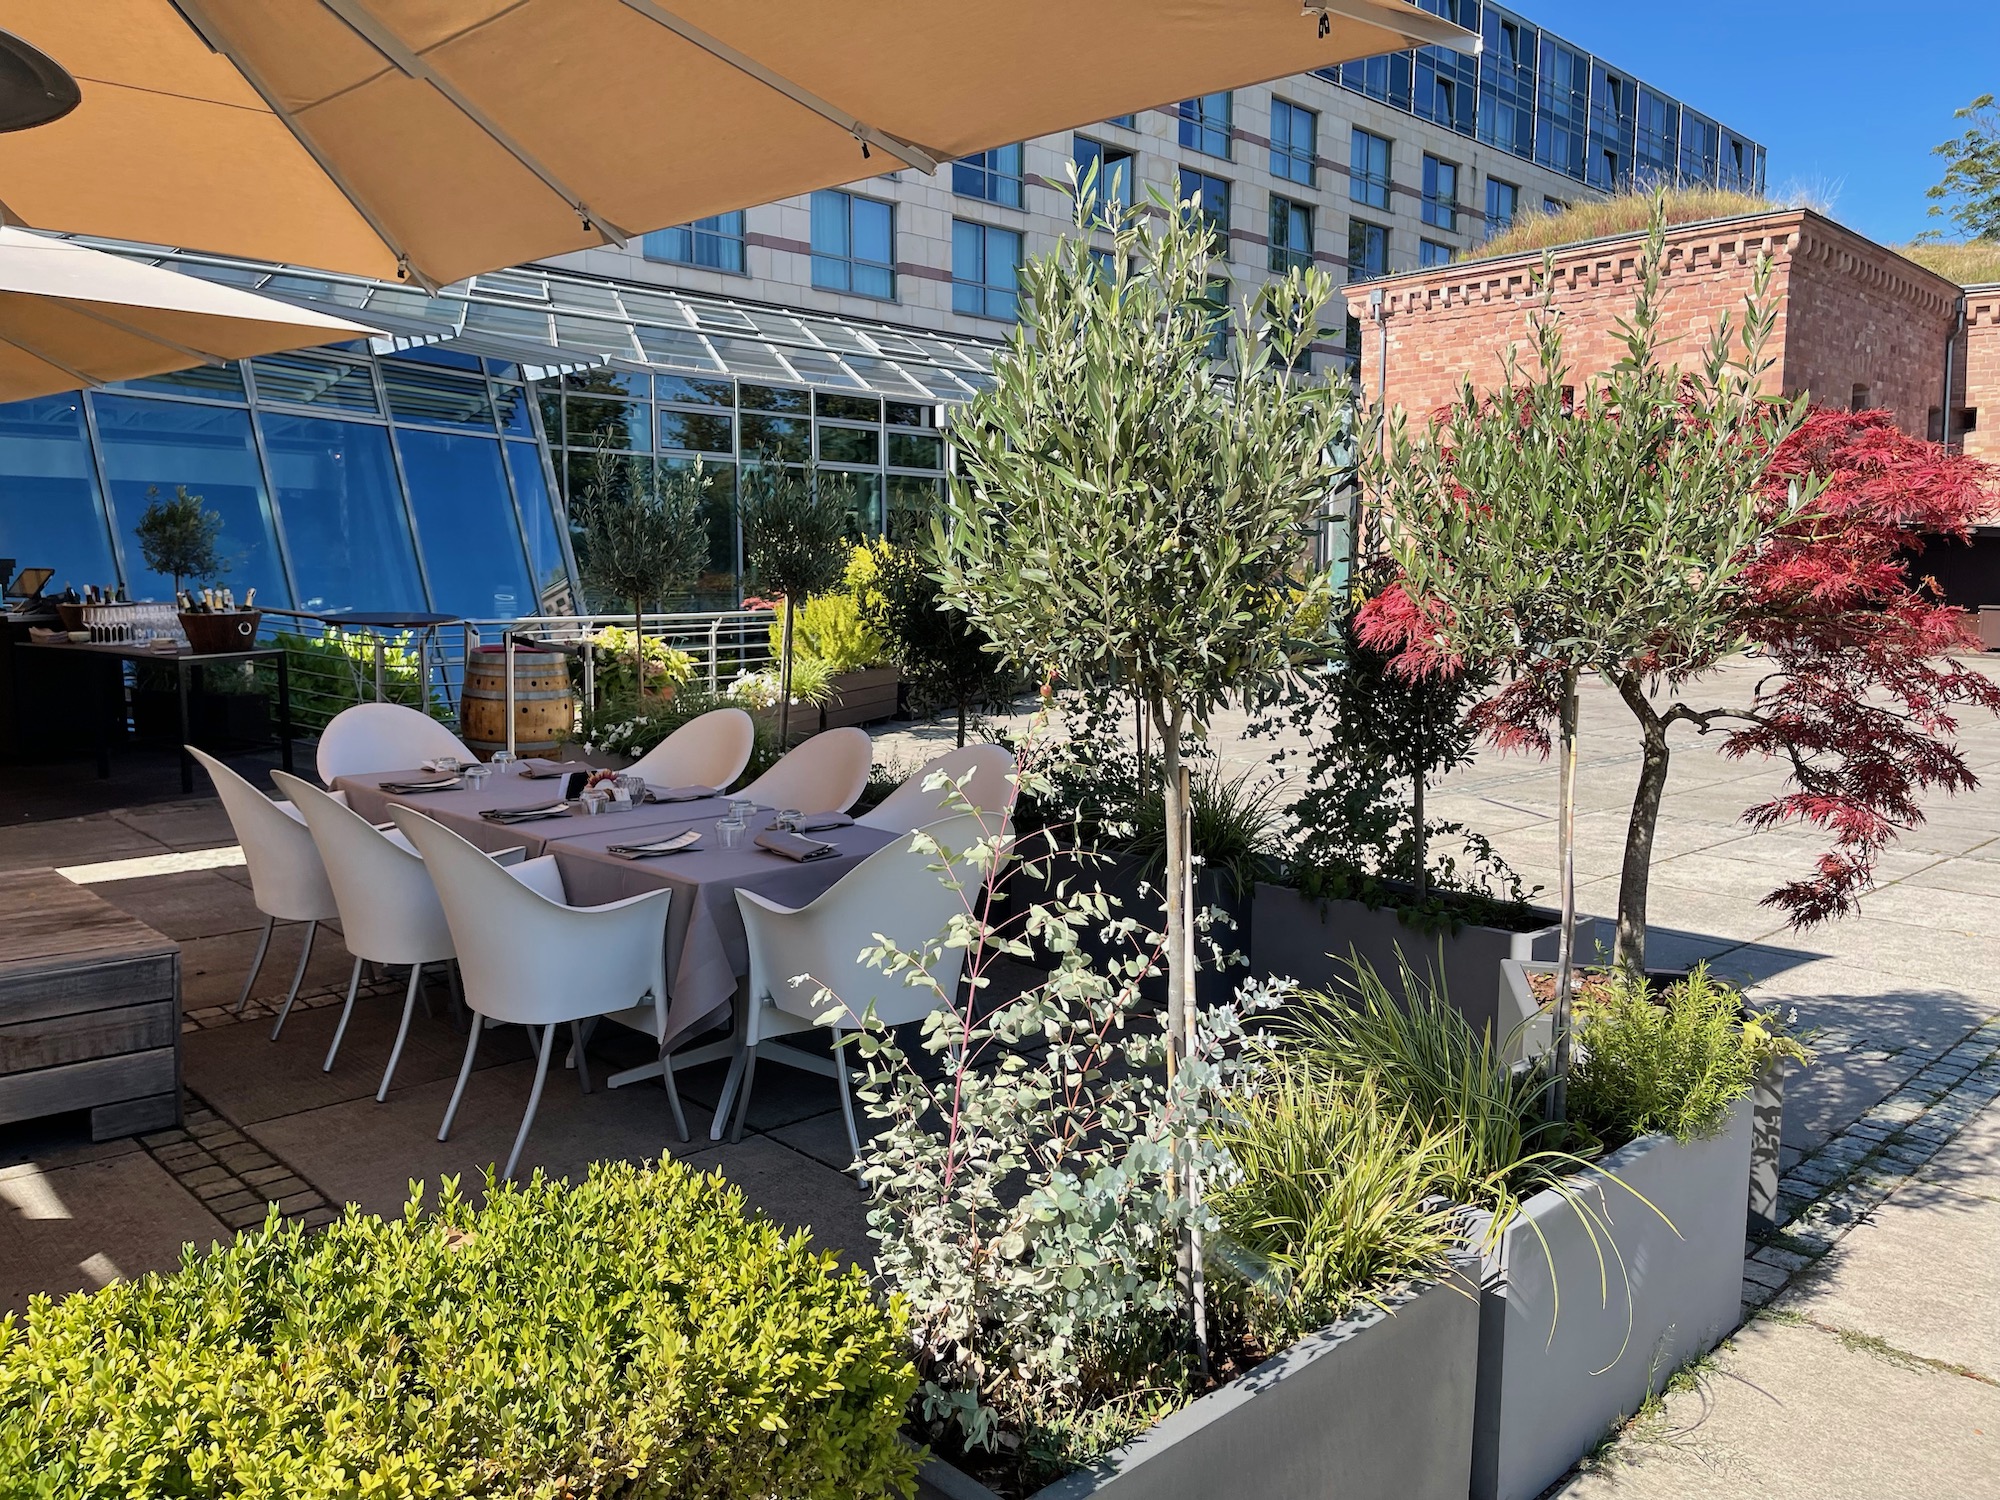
<box><xmin>0</xmin><ymin>869</ymin><xmax>181</xmax><ymax>1140</ymax></box>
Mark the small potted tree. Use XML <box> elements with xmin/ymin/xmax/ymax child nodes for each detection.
<box><xmin>740</xmin><ymin>463</ymin><xmax>853</xmax><ymax>745</ymax></box>
<box><xmin>132</xmin><ymin>487</ymin><xmax>269</xmax><ymax>745</ymax></box>
<box><xmin>857</xmin><ymin>537</ymin><xmax>1014</xmax><ymax>746</ymax></box>
<box><xmin>574</xmin><ymin>444</ymin><xmax>709</xmax><ymax>701</ymax></box>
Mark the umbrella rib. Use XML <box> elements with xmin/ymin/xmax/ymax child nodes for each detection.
<box><xmin>315</xmin><ymin>0</ymin><xmax>635</xmax><ymax>247</ymax></box>
<box><xmin>0</xmin><ymin>323</ymin><xmax>103</xmax><ymax>388</ymax></box>
<box><xmin>171</xmin><ymin>0</ymin><xmax>442</xmax><ymax>291</ymax></box>
<box><xmin>613</xmin><ymin>0</ymin><xmax>947</xmax><ymax>174</ymax></box>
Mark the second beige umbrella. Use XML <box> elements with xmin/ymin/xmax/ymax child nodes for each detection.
<box><xmin>0</xmin><ymin>227</ymin><xmax>372</xmax><ymax>401</ymax></box>
<box><xmin>0</xmin><ymin>0</ymin><xmax>1475</xmax><ymax>289</ymax></box>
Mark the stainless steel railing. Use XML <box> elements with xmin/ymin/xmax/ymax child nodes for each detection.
<box><xmin>253</xmin><ymin>606</ymin><xmax>779</xmax><ymax>734</ymax></box>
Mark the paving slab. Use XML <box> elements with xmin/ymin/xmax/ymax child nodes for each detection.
<box><xmin>176</xmin><ymin>923</ymin><xmax>360</xmax><ymax>1013</ymax></box>
<box><xmin>1556</xmin><ymin>1315</ymin><xmax>2000</xmax><ymax>1500</ymax></box>
<box><xmin>0</xmin><ymin>815</ymin><xmax>167</xmax><ymax>873</ymax></box>
<box><xmin>0</xmin><ymin>1152</ymin><xmax>227</xmax><ymax>1313</ymax></box>
<box><xmin>89</xmin><ymin>867</ymin><xmax>268</xmax><ymax>942</ymax></box>
<box><xmin>109</xmin><ymin>800</ymin><xmax>240</xmax><ymax>851</ymax></box>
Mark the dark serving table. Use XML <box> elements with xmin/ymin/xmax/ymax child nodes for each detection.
<box><xmin>20</xmin><ymin>639</ymin><xmax>294</xmax><ymax>792</ymax></box>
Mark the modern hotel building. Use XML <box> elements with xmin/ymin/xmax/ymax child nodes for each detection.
<box><xmin>0</xmin><ymin>3</ymin><xmax>1765</xmax><ymax>620</ymax></box>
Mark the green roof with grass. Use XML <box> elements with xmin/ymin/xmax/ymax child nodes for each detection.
<box><xmin>1461</xmin><ymin>187</ymin><xmax>2000</xmax><ymax>288</ymax></box>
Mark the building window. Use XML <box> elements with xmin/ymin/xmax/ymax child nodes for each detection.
<box><xmin>952</xmin><ymin>220</ymin><xmax>1023</xmax><ymax>321</ymax></box>
<box><xmin>1850</xmin><ymin>384</ymin><xmax>1872</xmax><ymax>412</ymax></box>
<box><xmin>642</xmin><ymin>212</ymin><xmax>746</xmax><ymax>274</ymax></box>
<box><xmin>1074</xmin><ymin>136</ymin><xmax>1135</xmax><ymax>222</ymax></box>
<box><xmin>1269</xmin><ymin>196</ymin><xmax>1314</xmax><ymax>275</ymax></box>
<box><xmin>1350</xmin><ymin>128</ymin><xmax>1392</xmax><ymax>210</ymax></box>
<box><xmin>1486</xmin><ymin>178</ymin><xmax>1519</xmax><ymax>236</ymax></box>
<box><xmin>1269</xmin><ymin>99</ymin><xmax>1317</xmax><ymax>187</ymax></box>
<box><xmin>1349</xmin><ymin>219</ymin><xmax>1388</xmax><ymax>282</ymax></box>
<box><xmin>1178</xmin><ymin>168</ymin><xmax>1230</xmax><ymax>242</ymax></box>
<box><xmin>1422</xmin><ymin>155</ymin><xmax>1458</xmax><ymax>232</ymax></box>
<box><xmin>1104</xmin><ymin>112</ymin><xmax>1137</xmax><ymax>129</ymax></box>
<box><xmin>1420</xmin><ymin>239</ymin><xmax>1452</xmax><ymax>267</ymax></box>
<box><xmin>953</xmin><ymin>144</ymin><xmax>1023</xmax><ymax>208</ymax></box>
<box><xmin>1543</xmin><ymin>195</ymin><xmax>1566</xmax><ymax>215</ymax></box>
<box><xmin>1204</xmin><ymin>277</ymin><xmax>1232</xmax><ymax>359</ymax></box>
<box><xmin>810</xmin><ymin>190</ymin><xmax>895</xmax><ymax>300</ymax></box>
<box><xmin>1535</xmin><ymin>38</ymin><xmax>1590</xmax><ymax>180</ymax></box>
<box><xmin>1477</xmin><ymin>10</ymin><xmax>1537</xmax><ymax>159</ymax></box>
<box><xmin>1178</xmin><ymin>91</ymin><xmax>1232</xmax><ymax>159</ymax></box>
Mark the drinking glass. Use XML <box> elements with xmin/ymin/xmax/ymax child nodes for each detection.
<box><xmin>774</xmin><ymin>807</ymin><xmax>804</xmax><ymax>832</ymax></box>
<box><xmin>462</xmin><ymin>763</ymin><xmax>493</xmax><ymax>793</ymax></box>
<box><xmin>490</xmin><ymin>750</ymin><xmax>517</xmax><ymax>774</ymax></box>
<box><xmin>615</xmin><ymin>773</ymin><xmax>647</xmax><ymax>805</ymax></box>
<box><xmin>716</xmin><ymin>814</ymin><xmax>746</xmax><ymax>850</ymax></box>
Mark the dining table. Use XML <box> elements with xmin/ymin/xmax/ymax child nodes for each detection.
<box><xmin>334</xmin><ymin>765</ymin><xmax>899</xmax><ymax>1067</ymax></box>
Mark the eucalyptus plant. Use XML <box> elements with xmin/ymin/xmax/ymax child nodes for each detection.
<box><xmin>1357</xmin><ymin>202</ymin><xmax>1813</xmax><ymax>1117</ymax></box>
<box><xmin>936</xmin><ymin>173</ymin><xmax>1354</xmax><ymax>1352</ymax></box>
<box><xmin>740</xmin><ymin>463</ymin><xmax>854</xmax><ymax>742</ymax></box>
<box><xmin>575</xmin><ymin>444</ymin><xmax>709</xmax><ymax>697</ymax></box>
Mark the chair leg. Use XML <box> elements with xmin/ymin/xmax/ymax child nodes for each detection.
<box><xmin>661</xmin><ymin>1050</ymin><xmax>689</xmax><ymax>1143</ymax></box>
<box><xmin>439</xmin><ymin>1013</ymin><xmax>482</xmax><ymax>1142</ymax></box>
<box><xmin>727</xmin><ymin>1046</ymin><xmax>759</xmax><ymax>1144</ymax></box>
<box><xmin>235</xmin><ymin>914</ymin><xmax>275</xmax><ymax>1015</ymax></box>
<box><xmin>376</xmin><ymin>963</ymin><xmax>423</xmax><ymax>1103</ymax></box>
<box><xmin>276</xmin><ymin>919</ymin><xmax>318</xmax><ymax>1025</ymax></box>
<box><xmin>572</xmin><ymin>1018</ymin><xmax>593</xmax><ymax>1094</ymax></box>
<box><xmin>834</xmin><ymin>1029</ymin><xmax>863</xmax><ymax>1164</ymax></box>
<box><xmin>323</xmin><ymin>950</ymin><xmax>366</xmax><ymax>1072</ymax></box>
<box><xmin>285</xmin><ymin>949</ymin><xmax>354</xmax><ymax>1043</ymax></box>
<box><xmin>503</xmin><ymin>1023</ymin><xmax>558</xmax><ymax>1180</ymax></box>
<box><xmin>710</xmin><ymin>1047</ymin><xmax>748</xmax><ymax>1143</ymax></box>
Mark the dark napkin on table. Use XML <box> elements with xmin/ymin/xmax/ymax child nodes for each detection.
<box><xmin>769</xmin><ymin>812</ymin><xmax>853</xmax><ymax>834</ymax></box>
<box><xmin>607</xmin><ymin>829</ymin><xmax>704</xmax><ymax>859</ymax></box>
<box><xmin>378</xmin><ymin>775</ymin><xmax>464</xmax><ymax>794</ymax></box>
<box><xmin>645</xmin><ymin>784</ymin><xmax>718</xmax><ymax>803</ymax></box>
<box><xmin>478</xmin><ymin>801</ymin><xmax>573</xmax><ymax>824</ymax></box>
<box><xmin>518</xmin><ymin>759</ymin><xmax>590</xmax><ymax>780</ymax></box>
<box><xmin>755</xmin><ymin>828</ymin><xmax>836</xmax><ymax>862</ymax></box>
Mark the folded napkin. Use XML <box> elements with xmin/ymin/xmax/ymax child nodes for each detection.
<box><xmin>518</xmin><ymin>759</ymin><xmax>590</xmax><ymax>780</ymax></box>
<box><xmin>646</xmin><ymin>784</ymin><xmax>719</xmax><ymax>804</ymax></box>
<box><xmin>755</xmin><ymin>829</ymin><xmax>836</xmax><ymax>862</ymax></box>
<box><xmin>768</xmin><ymin>812</ymin><xmax>853</xmax><ymax>834</ymax></box>
<box><xmin>378</xmin><ymin>776</ymin><xmax>463</xmax><ymax>794</ymax></box>
<box><xmin>478</xmin><ymin>801</ymin><xmax>572</xmax><ymax>824</ymax></box>
<box><xmin>607</xmin><ymin>829</ymin><xmax>704</xmax><ymax>860</ymax></box>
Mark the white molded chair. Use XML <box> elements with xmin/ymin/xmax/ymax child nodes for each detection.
<box><xmin>189</xmin><ymin>746</ymin><xmax>342</xmax><ymax>1020</ymax></box>
<box><xmin>389</xmin><ymin>805</ymin><xmax>685</xmax><ymax>1178</ymax></box>
<box><xmin>626</xmin><ymin>707</ymin><xmax>756</xmax><ymax>791</ymax></box>
<box><xmin>273</xmin><ymin>769</ymin><xmax>470</xmax><ymax>1100</ymax></box>
<box><xmin>857</xmin><ymin>743</ymin><xmax>1015</xmax><ymax>834</ymax></box>
<box><xmin>316</xmin><ymin>702</ymin><xmax>473</xmax><ymax>785</ymax></box>
<box><xmin>722</xmin><ymin>813</ymin><xmax>1002</xmax><ymax>1154</ymax></box>
<box><xmin>738</xmin><ymin>726</ymin><xmax>872</xmax><ymax>814</ymax></box>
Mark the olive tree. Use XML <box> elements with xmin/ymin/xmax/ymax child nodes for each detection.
<box><xmin>575</xmin><ymin>444</ymin><xmax>709</xmax><ymax>695</ymax></box>
<box><xmin>936</xmin><ymin>174</ymin><xmax>1353</xmax><ymax>1351</ymax></box>
<box><xmin>740</xmin><ymin>463</ymin><xmax>854</xmax><ymax>743</ymax></box>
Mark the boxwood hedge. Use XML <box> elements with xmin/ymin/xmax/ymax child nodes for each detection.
<box><xmin>0</xmin><ymin>1158</ymin><xmax>918</xmax><ymax>1499</ymax></box>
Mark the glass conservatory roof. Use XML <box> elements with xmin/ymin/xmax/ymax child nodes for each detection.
<box><xmin>82</xmin><ymin>238</ymin><xmax>1000</xmax><ymax>399</ymax></box>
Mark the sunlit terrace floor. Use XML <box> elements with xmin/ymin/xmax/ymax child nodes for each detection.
<box><xmin>4</xmin><ymin>664</ymin><xmax>1999</xmax><ymax>1498</ymax></box>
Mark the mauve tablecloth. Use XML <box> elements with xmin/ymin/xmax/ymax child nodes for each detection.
<box><xmin>334</xmin><ymin>769</ymin><xmax>895</xmax><ymax>1043</ymax></box>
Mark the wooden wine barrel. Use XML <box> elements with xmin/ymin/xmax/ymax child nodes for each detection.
<box><xmin>460</xmin><ymin>645</ymin><xmax>574</xmax><ymax>760</ymax></box>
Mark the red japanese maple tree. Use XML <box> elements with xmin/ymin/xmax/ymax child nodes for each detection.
<box><xmin>1365</xmin><ymin>404</ymin><xmax>2000</xmax><ymax>963</ymax></box>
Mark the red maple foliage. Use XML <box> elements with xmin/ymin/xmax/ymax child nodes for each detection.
<box><xmin>1361</xmin><ymin>406</ymin><xmax>2000</xmax><ymax>926</ymax></box>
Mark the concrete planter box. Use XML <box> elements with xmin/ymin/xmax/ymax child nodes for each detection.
<box><xmin>1467</xmin><ymin>1096</ymin><xmax>1752</xmax><ymax>1500</ymax></box>
<box><xmin>1250</xmin><ymin>882</ymin><xmax>1590</xmax><ymax>1043</ymax></box>
<box><xmin>916</xmin><ymin>1264</ymin><xmax>1479</xmax><ymax>1500</ymax></box>
<box><xmin>818</xmin><ymin>664</ymin><xmax>902</xmax><ymax>729</ymax></box>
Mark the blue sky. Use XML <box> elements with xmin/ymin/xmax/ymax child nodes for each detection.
<box><xmin>1510</xmin><ymin>0</ymin><xmax>1999</xmax><ymax>245</ymax></box>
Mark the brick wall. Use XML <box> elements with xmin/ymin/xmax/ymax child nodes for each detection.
<box><xmin>1962</xmin><ymin>285</ymin><xmax>2000</xmax><ymax>465</ymax></box>
<box><xmin>1344</xmin><ymin>209</ymin><xmax>1964</xmax><ymax>443</ymax></box>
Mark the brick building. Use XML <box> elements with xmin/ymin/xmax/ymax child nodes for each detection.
<box><xmin>1341</xmin><ymin>207</ymin><xmax>1986</xmax><ymax>451</ymax></box>
<box><xmin>1962</xmin><ymin>282</ymin><xmax>2000</xmax><ymax>467</ymax></box>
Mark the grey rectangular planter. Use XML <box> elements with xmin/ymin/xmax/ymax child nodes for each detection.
<box><xmin>917</xmin><ymin>1264</ymin><xmax>1480</xmax><ymax>1500</ymax></box>
<box><xmin>1250</xmin><ymin>882</ymin><xmax>1591</xmax><ymax>1044</ymax></box>
<box><xmin>1467</xmin><ymin>1095</ymin><xmax>1753</xmax><ymax>1500</ymax></box>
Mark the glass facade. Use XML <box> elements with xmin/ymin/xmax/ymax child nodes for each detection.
<box><xmin>1323</xmin><ymin>2</ymin><xmax>1763</xmax><ymax>195</ymax></box>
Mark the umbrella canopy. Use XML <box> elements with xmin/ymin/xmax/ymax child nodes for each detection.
<box><xmin>0</xmin><ymin>1</ymin><xmax>1475</xmax><ymax>290</ymax></box>
<box><xmin>0</xmin><ymin>227</ymin><xmax>372</xmax><ymax>400</ymax></box>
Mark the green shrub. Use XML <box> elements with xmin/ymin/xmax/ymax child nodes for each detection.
<box><xmin>272</xmin><ymin>628</ymin><xmax>429</xmax><ymax>734</ymax></box>
<box><xmin>770</xmin><ymin>589</ymin><xmax>887</xmax><ymax>674</ymax></box>
<box><xmin>1567</xmin><ymin>965</ymin><xmax>1792</xmax><ymax>1148</ymax></box>
<box><xmin>0</xmin><ymin>1159</ymin><xmax>919</xmax><ymax>1500</ymax></box>
<box><xmin>580</xmin><ymin>624</ymin><xmax>698</xmax><ymax>704</ymax></box>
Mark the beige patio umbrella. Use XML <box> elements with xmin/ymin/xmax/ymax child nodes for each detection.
<box><xmin>0</xmin><ymin>227</ymin><xmax>372</xmax><ymax>400</ymax></box>
<box><xmin>0</xmin><ymin>1</ymin><xmax>1474</xmax><ymax>290</ymax></box>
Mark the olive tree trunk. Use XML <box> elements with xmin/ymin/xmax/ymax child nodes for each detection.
<box><xmin>1610</xmin><ymin>671</ymin><xmax>1673</xmax><ymax>974</ymax></box>
<box><xmin>778</xmin><ymin>598</ymin><xmax>797</xmax><ymax>745</ymax></box>
<box><xmin>1154</xmin><ymin>700</ymin><xmax>1207</xmax><ymax>1371</ymax></box>
<box><xmin>1547</xmin><ymin>669</ymin><xmax>1580</xmax><ymax>1125</ymax></box>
